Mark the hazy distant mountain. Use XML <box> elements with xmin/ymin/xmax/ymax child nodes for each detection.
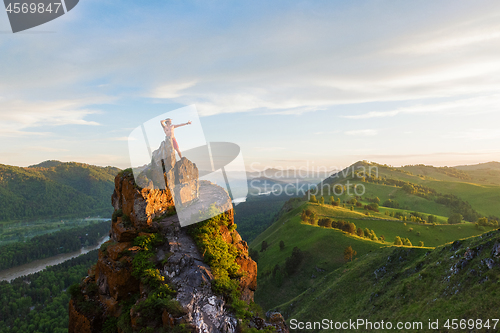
<box><xmin>454</xmin><ymin>161</ymin><xmax>500</xmax><ymax>171</ymax></box>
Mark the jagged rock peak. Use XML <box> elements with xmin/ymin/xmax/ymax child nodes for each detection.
<box><xmin>69</xmin><ymin>168</ymin><xmax>287</xmax><ymax>333</ymax></box>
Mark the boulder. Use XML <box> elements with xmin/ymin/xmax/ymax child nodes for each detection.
<box><xmin>151</xmin><ymin>137</ymin><xmax>176</xmax><ymax>171</ymax></box>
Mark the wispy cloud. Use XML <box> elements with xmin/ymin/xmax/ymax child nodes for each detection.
<box><xmin>109</xmin><ymin>136</ymin><xmax>132</xmax><ymax>141</ymax></box>
<box><xmin>345</xmin><ymin>129</ymin><xmax>378</xmax><ymax>136</ymax></box>
<box><xmin>150</xmin><ymin>81</ymin><xmax>198</xmax><ymax>99</ymax></box>
<box><xmin>28</xmin><ymin>146</ymin><xmax>69</xmax><ymax>152</ymax></box>
<box><xmin>0</xmin><ymin>98</ymin><xmax>101</xmax><ymax>137</ymax></box>
<box><xmin>252</xmin><ymin>146</ymin><xmax>286</xmax><ymax>152</ymax></box>
<box><xmin>443</xmin><ymin>129</ymin><xmax>500</xmax><ymax>141</ymax></box>
<box><xmin>342</xmin><ymin>94</ymin><xmax>500</xmax><ymax>119</ymax></box>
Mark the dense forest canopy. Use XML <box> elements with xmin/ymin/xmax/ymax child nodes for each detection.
<box><xmin>0</xmin><ymin>161</ymin><xmax>120</xmax><ymax>221</ymax></box>
<box><xmin>0</xmin><ymin>221</ymin><xmax>110</xmax><ymax>270</ymax></box>
<box><xmin>0</xmin><ymin>250</ymin><xmax>98</xmax><ymax>333</ymax></box>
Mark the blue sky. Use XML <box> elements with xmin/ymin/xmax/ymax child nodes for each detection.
<box><xmin>1</xmin><ymin>0</ymin><xmax>500</xmax><ymax>170</ymax></box>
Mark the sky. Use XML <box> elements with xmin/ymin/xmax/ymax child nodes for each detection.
<box><xmin>1</xmin><ymin>0</ymin><xmax>500</xmax><ymax>171</ymax></box>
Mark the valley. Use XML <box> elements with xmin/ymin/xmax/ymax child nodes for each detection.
<box><xmin>249</xmin><ymin>161</ymin><xmax>500</xmax><ymax>330</ymax></box>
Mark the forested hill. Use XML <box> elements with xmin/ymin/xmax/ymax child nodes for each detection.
<box><xmin>0</xmin><ymin>161</ymin><xmax>120</xmax><ymax>221</ymax></box>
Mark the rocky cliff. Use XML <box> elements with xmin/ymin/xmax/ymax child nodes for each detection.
<box><xmin>69</xmin><ymin>149</ymin><xmax>288</xmax><ymax>333</ymax></box>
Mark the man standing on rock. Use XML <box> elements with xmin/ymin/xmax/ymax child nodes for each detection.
<box><xmin>160</xmin><ymin>118</ymin><xmax>192</xmax><ymax>159</ymax></box>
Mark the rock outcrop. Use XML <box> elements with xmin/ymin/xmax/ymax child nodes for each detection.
<box><xmin>69</xmin><ymin>150</ymin><xmax>287</xmax><ymax>333</ymax></box>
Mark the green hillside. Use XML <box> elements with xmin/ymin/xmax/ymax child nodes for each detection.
<box><xmin>275</xmin><ymin>229</ymin><xmax>500</xmax><ymax>332</ymax></box>
<box><xmin>306</xmin><ymin>202</ymin><xmax>495</xmax><ymax>248</ymax></box>
<box><xmin>250</xmin><ymin>196</ymin><xmax>496</xmax><ymax>312</ymax></box>
<box><xmin>250</xmin><ymin>200</ymin><xmax>385</xmax><ymax>310</ymax></box>
<box><xmin>317</xmin><ymin>182</ymin><xmax>453</xmax><ymax>219</ymax></box>
<box><xmin>321</xmin><ymin>161</ymin><xmax>500</xmax><ymax>219</ymax></box>
<box><xmin>0</xmin><ymin>161</ymin><xmax>120</xmax><ymax>222</ymax></box>
<box><xmin>247</xmin><ymin>161</ymin><xmax>500</xmax><ymax>330</ymax></box>
<box><xmin>454</xmin><ymin>162</ymin><xmax>500</xmax><ymax>185</ymax></box>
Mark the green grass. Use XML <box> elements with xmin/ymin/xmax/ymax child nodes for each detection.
<box><xmin>422</xmin><ymin>180</ymin><xmax>500</xmax><ymax>218</ymax></box>
<box><xmin>250</xmin><ymin>202</ymin><xmax>384</xmax><ymax>310</ymax></box>
<box><xmin>317</xmin><ymin>181</ymin><xmax>453</xmax><ymax>219</ymax></box>
<box><xmin>306</xmin><ymin>202</ymin><xmax>495</xmax><ymax>247</ymax></box>
<box><xmin>307</xmin><ymin>202</ymin><xmax>379</xmax><ymax>219</ymax></box>
<box><xmin>342</xmin><ymin>162</ymin><xmax>500</xmax><ymax>218</ymax></box>
<box><xmin>275</xmin><ymin>229</ymin><xmax>500</xmax><ymax>332</ymax></box>
<box><xmin>250</xmin><ymin>200</ymin><xmax>496</xmax><ymax>312</ymax></box>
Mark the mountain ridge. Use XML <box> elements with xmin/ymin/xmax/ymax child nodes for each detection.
<box><xmin>0</xmin><ymin>161</ymin><xmax>120</xmax><ymax>221</ymax></box>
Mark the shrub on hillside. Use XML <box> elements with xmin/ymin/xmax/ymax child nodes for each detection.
<box><xmin>318</xmin><ymin>218</ymin><xmax>332</xmax><ymax>228</ymax></box>
<box><xmin>285</xmin><ymin>247</ymin><xmax>304</xmax><ymax>275</ymax></box>
<box><xmin>448</xmin><ymin>213</ymin><xmax>463</xmax><ymax>224</ymax></box>
<box><xmin>382</xmin><ymin>199</ymin><xmax>400</xmax><ymax>208</ymax></box>
<box><xmin>343</xmin><ymin>246</ymin><xmax>357</xmax><ymax>262</ymax></box>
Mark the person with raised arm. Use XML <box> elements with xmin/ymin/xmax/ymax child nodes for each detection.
<box><xmin>160</xmin><ymin>118</ymin><xmax>192</xmax><ymax>158</ymax></box>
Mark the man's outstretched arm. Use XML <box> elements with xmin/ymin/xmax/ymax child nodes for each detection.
<box><xmin>173</xmin><ymin>121</ymin><xmax>192</xmax><ymax>128</ymax></box>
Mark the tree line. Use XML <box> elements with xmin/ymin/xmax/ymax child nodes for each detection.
<box><xmin>0</xmin><ymin>250</ymin><xmax>98</xmax><ymax>333</ymax></box>
<box><xmin>0</xmin><ymin>221</ymin><xmax>110</xmax><ymax>270</ymax></box>
<box><xmin>355</xmin><ymin>172</ymin><xmax>491</xmax><ymax>222</ymax></box>
<box><xmin>301</xmin><ymin>208</ymin><xmax>385</xmax><ymax>242</ymax></box>
<box><xmin>0</xmin><ymin>162</ymin><xmax>119</xmax><ymax>221</ymax></box>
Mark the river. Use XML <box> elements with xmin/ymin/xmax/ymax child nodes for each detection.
<box><xmin>0</xmin><ymin>235</ymin><xmax>110</xmax><ymax>282</ymax></box>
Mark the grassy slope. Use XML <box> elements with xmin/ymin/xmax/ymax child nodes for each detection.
<box><xmin>249</xmin><ymin>161</ymin><xmax>500</xmax><ymax>329</ymax></box>
<box><xmin>423</xmin><ymin>180</ymin><xmax>500</xmax><ymax>217</ymax></box>
<box><xmin>250</xmin><ymin>201</ymin><xmax>384</xmax><ymax>310</ymax></box>
<box><xmin>326</xmin><ymin>161</ymin><xmax>500</xmax><ymax>218</ymax></box>
<box><xmin>306</xmin><ymin>203</ymin><xmax>494</xmax><ymax>248</ymax></box>
<box><xmin>379</xmin><ymin>163</ymin><xmax>500</xmax><ymax>218</ymax></box>
<box><xmin>276</xmin><ymin>229</ymin><xmax>500</xmax><ymax>332</ymax></box>
<box><xmin>251</xmin><ymin>199</ymin><xmax>496</xmax><ymax>311</ymax></box>
<box><xmin>316</xmin><ymin>181</ymin><xmax>453</xmax><ymax>219</ymax></box>
<box><xmin>403</xmin><ymin>162</ymin><xmax>500</xmax><ymax>186</ymax></box>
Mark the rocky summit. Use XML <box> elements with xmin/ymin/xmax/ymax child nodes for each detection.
<box><xmin>68</xmin><ymin>141</ymin><xmax>288</xmax><ymax>333</ymax></box>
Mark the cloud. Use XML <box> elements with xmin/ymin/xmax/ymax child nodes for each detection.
<box><xmin>28</xmin><ymin>146</ymin><xmax>70</xmax><ymax>152</ymax></box>
<box><xmin>109</xmin><ymin>136</ymin><xmax>133</xmax><ymax>141</ymax></box>
<box><xmin>0</xmin><ymin>98</ymin><xmax>101</xmax><ymax>137</ymax></box>
<box><xmin>150</xmin><ymin>81</ymin><xmax>198</xmax><ymax>99</ymax></box>
<box><xmin>387</xmin><ymin>14</ymin><xmax>500</xmax><ymax>55</ymax></box>
<box><xmin>252</xmin><ymin>146</ymin><xmax>286</xmax><ymax>152</ymax></box>
<box><xmin>443</xmin><ymin>129</ymin><xmax>500</xmax><ymax>141</ymax></box>
<box><xmin>342</xmin><ymin>94</ymin><xmax>500</xmax><ymax>119</ymax></box>
<box><xmin>3</xmin><ymin>1</ymin><xmax>500</xmax><ymax>119</ymax></box>
<box><xmin>345</xmin><ymin>129</ymin><xmax>378</xmax><ymax>136</ymax></box>
<box><xmin>137</xmin><ymin>3</ymin><xmax>500</xmax><ymax>116</ymax></box>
